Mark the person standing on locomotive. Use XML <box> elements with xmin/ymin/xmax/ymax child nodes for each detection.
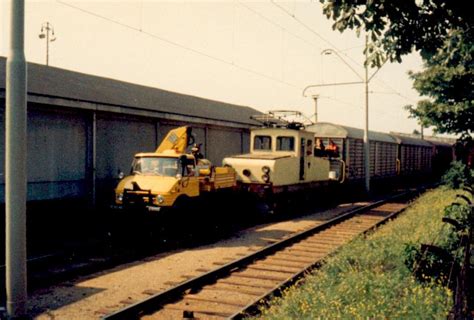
<box><xmin>326</xmin><ymin>139</ymin><xmax>340</xmax><ymax>158</ymax></box>
<box><xmin>314</xmin><ymin>138</ymin><xmax>326</xmax><ymax>157</ymax></box>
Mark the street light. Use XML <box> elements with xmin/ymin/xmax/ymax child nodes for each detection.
<box><xmin>38</xmin><ymin>22</ymin><xmax>56</xmax><ymax>66</ymax></box>
<box><xmin>303</xmin><ymin>35</ymin><xmax>383</xmax><ymax>194</ymax></box>
<box><xmin>321</xmin><ymin>48</ymin><xmax>364</xmax><ymax>83</ymax></box>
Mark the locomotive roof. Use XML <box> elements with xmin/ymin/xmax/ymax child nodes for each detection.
<box><xmin>306</xmin><ymin>122</ymin><xmax>397</xmax><ymax>144</ymax></box>
<box><xmin>0</xmin><ymin>57</ymin><xmax>260</xmax><ymax>126</ymax></box>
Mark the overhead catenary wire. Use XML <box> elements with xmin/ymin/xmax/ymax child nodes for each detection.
<box><xmin>271</xmin><ymin>0</ymin><xmax>416</xmax><ymax>106</ymax></box>
<box><xmin>375</xmin><ymin>80</ymin><xmax>419</xmax><ymax>104</ymax></box>
<box><xmin>237</xmin><ymin>0</ymin><xmax>322</xmax><ymax>51</ymax></box>
<box><xmin>56</xmin><ymin>0</ymin><xmax>300</xmax><ymax>89</ymax></box>
<box><xmin>306</xmin><ymin>94</ymin><xmax>407</xmax><ymax>124</ymax></box>
<box><xmin>320</xmin><ymin>95</ymin><xmax>411</xmax><ymax>123</ymax></box>
<box><xmin>271</xmin><ymin>0</ymin><xmax>339</xmax><ymax>51</ymax></box>
<box><xmin>55</xmin><ymin>0</ymin><xmax>414</xmax><ymax>124</ymax></box>
<box><xmin>240</xmin><ymin>3</ymin><xmax>415</xmax><ymax>125</ymax></box>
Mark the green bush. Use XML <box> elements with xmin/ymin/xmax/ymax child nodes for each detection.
<box><xmin>403</xmin><ymin>200</ymin><xmax>472</xmax><ymax>285</ymax></box>
<box><xmin>441</xmin><ymin>161</ymin><xmax>473</xmax><ymax>189</ymax></box>
<box><xmin>443</xmin><ymin>203</ymin><xmax>472</xmax><ymax>232</ymax></box>
<box><xmin>403</xmin><ymin>243</ymin><xmax>455</xmax><ymax>286</ymax></box>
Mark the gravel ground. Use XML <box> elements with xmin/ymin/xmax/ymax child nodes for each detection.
<box><xmin>28</xmin><ymin>201</ymin><xmax>368</xmax><ymax>319</ymax></box>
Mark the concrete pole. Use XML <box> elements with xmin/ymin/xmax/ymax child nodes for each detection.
<box><xmin>5</xmin><ymin>0</ymin><xmax>28</xmax><ymax>317</ymax></box>
<box><xmin>312</xmin><ymin>94</ymin><xmax>319</xmax><ymax>123</ymax></box>
<box><xmin>364</xmin><ymin>34</ymin><xmax>370</xmax><ymax>194</ymax></box>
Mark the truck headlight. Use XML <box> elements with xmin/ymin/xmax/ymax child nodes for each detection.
<box><xmin>157</xmin><ymin>194</ymin><xmax>165</xmax><ymax>204</ymax></box>
<box><xmin>262</xmin><ymin>174</ymin><xmax>270</xmax><ymax>183</ymax></box>
<box><xmin>262</xmin><ymin>166</ymin><xmax>270</xmax><ymax>174</ymax></box>
<box><xmin>117</xmin><ymin>193</ymin><xmax>123</xmax><ymax>202</ymax></box>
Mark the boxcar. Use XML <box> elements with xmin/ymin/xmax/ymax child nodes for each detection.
<box><xmin>427</xmin><ymin>140</ymin><xmax>455</xmax><ymax>176</ymax></box>
<box><xmin>306</xmin><ymin>123</ymin><xmax>398</xmax><ymax>182</ymax></box>
<box><xmin>390</xmin><ymin>134</ymin><xmax>433</xmax><ymax>176</ymax></box>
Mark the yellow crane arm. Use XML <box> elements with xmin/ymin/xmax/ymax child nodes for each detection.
<box><xmin>155</xmin><ymin>126</ymin><xmax>192</xmax><ymax>154</ymax></box>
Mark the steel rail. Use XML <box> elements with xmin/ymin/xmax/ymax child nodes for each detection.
<box><xmin>103</xmin><ymin>191</ymin><xmax>414</xmax><ymax>320</ymax></box>
<box><xmin>230</xmin><ymin>197</ymin><xmax>410</xmax><ymax>319</ymax></box>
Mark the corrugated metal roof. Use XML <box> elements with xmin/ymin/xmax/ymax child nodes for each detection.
<box><xmin>306</xmin><ymin>122</ymin><xmax>397</xmax><ymax>144</ymax></box>
<box><xmin>390</xmin><ymin>133</ymin><xmax>434</xmax><ymax>147</ymax></box>
<box><xmin>390</xmin><ymin>132</ymin><xmax>455</xmax><ymax>147</ymax></box>
<box><xmin>424</xmin><ymin>139</ymin><xmax>454</xmax><ymax>147</ymax></box>
<box><xmin>0</xmin><ymin>57</ymin><xmax>260</xmax><ymax>126</ymax></box>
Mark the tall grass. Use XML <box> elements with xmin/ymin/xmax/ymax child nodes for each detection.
<box><xmin>256</xmin><ymin>188</ymin><xmax>457</xmax><ymax>319</ymax></box>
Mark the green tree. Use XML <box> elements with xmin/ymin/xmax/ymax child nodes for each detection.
<box><xmin>406</xmin><ymin>29</ymin><xmax>473</xmax><ymax>135</ymax></box>
<box><xmin>320</xmin><ymin>0</ymin><xmax>473</xmax><ymax>135</ymax></box>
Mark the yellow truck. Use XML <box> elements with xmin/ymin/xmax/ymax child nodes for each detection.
<box><xmin>114</xmin><ymin>126</ymin><xmax>236</xmax><ymax>212</ymax></box>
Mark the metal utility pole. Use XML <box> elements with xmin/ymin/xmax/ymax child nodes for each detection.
<box><xmin>312</xmin><ymin>94</ymin><xmax>319</xmax><ymax>123</ymax></box>
<box><xmin>303</xmin><ymin>34</ymin><xmax>384</xmax><ymax>194</ymax></box>
<box><xmin>38</xmin><ymin>21</ymin><xmax>56</xmax><ymax>66</ymax></box>
<box><xmin>6</xmin><ymin>0</ymin><xmax>28</xmax><ymax>317</ymax></box>
<box><xmin>363</xmin><ymin>34</ymin><xmax>370</xmax><ymax>193</ymax></box>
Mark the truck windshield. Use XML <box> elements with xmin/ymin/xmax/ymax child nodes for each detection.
<box><xmin>131</xmin><ymin>157</ymin><xmax>179</xmax><ymax>177</ymax></box>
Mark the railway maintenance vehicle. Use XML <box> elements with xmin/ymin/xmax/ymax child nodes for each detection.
<box><xmin>114</xmin><ymin>126</ymin><xmax>236</xmax><ymax>212</ymax></box>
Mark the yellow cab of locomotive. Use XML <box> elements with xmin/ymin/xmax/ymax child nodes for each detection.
<box><xmin>114</xmin><ymin>126</ymin><xmax>236</xmax><ymax>212</ymax></box>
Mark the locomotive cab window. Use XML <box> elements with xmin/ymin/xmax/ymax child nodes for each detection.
<box><xmin>254</xmin><ymin>135</ymin><xmax>272</xmax><ymax>151</ymax></box>
<box><xmin>276</xmin><ymin>136</ymin><xmax>295</xmax><ymax>151</ymax></box>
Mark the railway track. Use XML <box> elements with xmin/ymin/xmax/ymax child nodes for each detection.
<box><xmin>103</xmin><ymin>191</ymin><xmax>415</xmax><ymax>320</ymax></box>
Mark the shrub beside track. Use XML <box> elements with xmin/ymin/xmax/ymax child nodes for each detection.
<box><xmin>256</xmin><ymin>187</ymin><xmax>457</xmax><ymax>319</ymax></box>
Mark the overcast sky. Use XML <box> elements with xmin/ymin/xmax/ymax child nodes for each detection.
<box><xmin>2</xmin><ymin>0</ymin><xmax>431</xmax><ymax>135</ymax></box>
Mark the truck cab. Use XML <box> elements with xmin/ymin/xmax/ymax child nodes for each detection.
<box><xmin>114</xmin><ymin>126</ymin><xmax>235</xmax><ymax>212</ymax></box>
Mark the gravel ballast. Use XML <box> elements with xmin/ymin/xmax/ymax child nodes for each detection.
<box><xmin>28</xmin><ymin>202</ymin><xmax>367</xmax><ymax>319</ymax></box>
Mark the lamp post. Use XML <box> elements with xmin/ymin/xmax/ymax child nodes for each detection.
<box><xmin>303</xmin><ymin>35</ymin><xmax>383</xmax><ymax>194</ymax></box>
<box><xmin>363</xmin><ymin>35</ymin><xmax>370</xmax><ymax>194</ymax></box>
<box><xmin>38</xmin><ymin>22</ymin><xmax>56</xmax><ymax>66</ymax></box>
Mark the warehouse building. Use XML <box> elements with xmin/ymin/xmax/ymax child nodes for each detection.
<box><xmin>0</xmin><ymin>57</ymin><xmax>260</xmax><ymax>206</ymax></box>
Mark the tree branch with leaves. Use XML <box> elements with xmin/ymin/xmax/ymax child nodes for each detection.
<box><xmin>320</xmin><ymin>0</ymin><xmax>473</xmax><ymax>136</ymax></box>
